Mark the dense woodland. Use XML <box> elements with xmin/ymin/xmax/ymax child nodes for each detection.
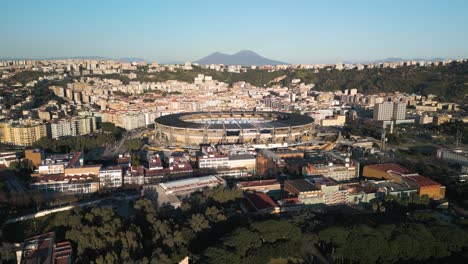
<box><xmin>1</xmin><ymin>186</ymin><xmax>467</xmax><ymax>264</ymax></box>
<box><xmin>32</xmin><ymin>122</ymin><xmax>124</xmax><ymax>153</ymax></box>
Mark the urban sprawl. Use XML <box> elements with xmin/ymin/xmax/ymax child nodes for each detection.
<box><xmin>0</xmin><ymin>59</ymin><xmax>467</xmax><ymax>263</ymax></box>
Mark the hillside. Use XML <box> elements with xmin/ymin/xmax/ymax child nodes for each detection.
<box><xmin>134</xmin><ymin>61</ymin><xmax>468</xmax><ymax>105</ymax></box>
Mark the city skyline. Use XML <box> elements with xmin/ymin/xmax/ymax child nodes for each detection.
<box><xmin>2</xmin><ymin>0</ymin><xmax>468</xmax><ymax>64</ymax></box>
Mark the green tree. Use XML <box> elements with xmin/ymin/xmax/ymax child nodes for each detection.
<box><xmin>189</xmin><ymin>214</ymin><xmax>210</xmax><ymax>232</ymax></box>
<box><xmin>203</xmin><ymin>247</ymin><xmax>241</xmax><ymax>264</ymax></box>
<box><xmin>222</xmin><ymin>228</ymin><xmax>261</xmax><ymax>257</ymax></box>
<box><xmin>0</xmin><ymin>242</ymin><xmax>16</xmax><ymax>263</ymax></box>
<box><xmin>9</xmin><ymin>159</ymin><xmax>34</xmax><ymax>181</ymax></box>
<box><xmin>251</xmin><ymin>220</ymin><xmax>301</xmax><ymax>243</ymax></box>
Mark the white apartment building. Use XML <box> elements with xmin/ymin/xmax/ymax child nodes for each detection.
<box><xmin>392</xmin><ymin>102</ymin><xmax>406</xmax><ymax>120</ymax></box>
<box><xmin>99</xmin><ymin>166</ymin><xmax>123</xmax><ymax>188</ymax></box>
<box><xmin>121</xmin><ymin>113</ymin><xmax>146</xmax><ymax>130</ymax></box>
<box><xmin>38</xmin><ymin>164</ymin><xmax>65</xmax><ymax>175</ymax></box>
<box><xmin>198</xmin><ymin>154</ymin><xmax>229</xmax><ymax>169</ymax></box>
<box><xmin>373</xmin><ymin>102</ymin><xmax>406</xmax><ymax>121</ymax></box>
<box><xmin>50</xmin><ymin>116</ymin><xmax>96</xmax><ymax>139</ymax></box>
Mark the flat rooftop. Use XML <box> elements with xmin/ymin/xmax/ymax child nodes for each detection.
<box><xmin>238</xmin><ymin>179</ymin><xmax>280</xmax><ymax>188</ymax></box>
<box><xmin>21</xmin><ymin>232</ymin><xmax>55</xmax><ymax>264</ymax></box>
<box><xmin>375</xmin><ymin>181</ymin><xmax>415</xmax><ymax>192</ymax></box>
<box><xmin>228</xmin><ymin>154</ymin><xmax>255</xmax><ymax>160</ymax></box>
<box><xmin>159</xmin><ymin>175</ymin><xmax>225</xmax><ymax>194</ymax></box>
<box><xmin>365</xmin><ymin>163</ymin><xmax>413</xmax><ymax>175</ymax></box>
<box><xmin>404</xmin><ymin>175</ymin><xmax>441</xmax><ymax>187</ymax></box>
<box><xmin>285</xmin><ymin>179</ymin><xmax>318</xmax><ymax>193</ymax></box>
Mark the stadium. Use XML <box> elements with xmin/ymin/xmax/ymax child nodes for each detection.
<box><xmin>154</xmin><ymin>111</ymin><xmax>315</xmax><ymax>147</ymax></box>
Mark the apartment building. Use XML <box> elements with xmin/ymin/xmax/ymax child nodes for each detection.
<box><xmin>99</xmin><ymin>166</ymin><xmax>123</xmax><ymax>188</ymax></box>
<box><xmin>373</xmin><ymin>102</ymin><xmax>406</xmax><ymax>121</ymax></box>
<box><xmin>50</xmin><ymin>116</ymin><xmax>96</xmax><ymax>139</ymax></box>
<box><xmin>0</xmin><ymin>121</ymin><xmax>47</xmax><ymax>146</ymax></box>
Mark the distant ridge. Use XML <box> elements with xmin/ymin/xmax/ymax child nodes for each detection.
<box><xmin>0</xmin><ymin>55</ymin><xmax>450</xmax><ymax>65</ymax></box>
<box><xmin>0</xmin><ymin>56</ymin><xmax>147</xmax><ymax>62</ymax></box>
<box><xmin>362</xmin><ymin>57</ymin><xmax>447</xmax><ymax>64</ymax></box>
<box><xmin>195</xmin><ymin>50</ymin><xmax>288</xmax><ymax>66</ymax></box>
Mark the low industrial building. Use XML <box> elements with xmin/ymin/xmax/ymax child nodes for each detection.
<box><xmin>437</xmin><ymin>148</ymin><xmax>468</xmax><ymax>167</ymax></box>
<box><xmin>362</xmin><ymin>163</ymin><xmax>445</xmax><ymax>199</ymax></box>
<box><xmin>30</xmin><ymin>173</ymin><xmax>100</xmax><ymax>194</ymax></box>
<box><xmin>142</xmin><ymin>175</ymin><xmax>226</xmax><ymax>208</ymax></box>
<box><xmin>237</xmin><ymin>179</ymin><xmax>281</xmax><ymax>193</ymax></box>
<box><xmin>197</xmin><ymin>145</ymin><xmax>256</xmax><ymax>174</ymax></box>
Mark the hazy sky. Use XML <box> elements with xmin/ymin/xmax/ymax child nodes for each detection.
<box><xmin>2</xmin><ymin>0</ymin><xmax>468</xmax><ymax>63</ymax></box>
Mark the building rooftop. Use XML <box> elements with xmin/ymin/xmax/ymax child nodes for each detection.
<box><xmin>32</xmin><ymin>173</ymin><xmax>98</xmax><ymax>184</ymax></box>
<box><xmin>100</xmin><ymin>165</ymin><xmax>122</xmax><ymax>171</ymax></box>
<box><xmin>20</xmin><ymin>232</ymin><xmax>55</xmax><ymax>264</ymax></box>
<box><xmin>159</xmin><ymin>175</ymin><xmax>225</xmax><ymax>194</ymax></box>
<box><xmin>52</xmin><ymin>241</ymin><xmax>73</xmax><ymax>264</ymax></box>
<box><xmin>228</xmin><ymin>153</ymin><xmax>255</xmax><ymax>160</ymax></box>
<box><xmin>245</xmin><ymin>192</ymin><xmax>278</xmax><ymax>212</ymax></box>
<box><xmin>155</xmin><ymin>111</ymin><xmax>314</xmax><ymax>129</ymax></box>
<box><xmin>365</xmin><ymin>163</ymin><xmax>413</xmax><ymax>175</ymax></box>
<box><xmin>375</xmin><ymin>181</ymin><xmax>415</xmax><ymax>192</ymax></box>
<box><xmin>19</xmin><ymin>232</ymin><xmax>72</xmax><ymax>264</ymax></box>
<box><xmin>403</xmin><ymin>175</ymin><xmax>441</xmax><ymax>187</ymax></box>
<box><xmin>312</xmin><ymin>176</ymin><xmax>340</xmax><ymax>187</ymax></box>
<box><xmin>65</xmin><ymin>151</ymin><xmax>82</xmax><ymax>168</ymax></box>
<box><xmin>285</xmin><ymin>179</ymin><xmax>319</xmax><ymax>193</ymax></box>
<box><xmin>345</xmin><ymin>182</ymin><xmax>379</xmax><ymax>195</ymax></box>
<box><xmin>237</xmin><ymin>179</ymin><xmax>280</xmax><ymax>188</ymax></box>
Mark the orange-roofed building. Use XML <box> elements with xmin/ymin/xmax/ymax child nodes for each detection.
<box><xmin>363</xmin><ymin>163</ymin><xmax>445</xmax><ymax>199</ymax></box>
<box><xmin>362</xmin><ymin>163</ymin><xmax>415</xmax><ymax>183</ymax></box>
<box><xmin>402</xmin><ymin>175</ymin><xmax>446</xmax><ymax>199</ymax></box>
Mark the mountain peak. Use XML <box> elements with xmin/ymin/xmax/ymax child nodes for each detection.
<box><xmin>195</xmin><ymin>50</ymin><xmax>287</xmax><ymax>66</ymax></box>
<box><xmin>210</xmin><ymin>51</ymin><xmax>227</xmax><ymax>56</ymax></box>
<box><xmin>235</xmin><ymin>50</ymin><xmax>258</xmax><ymax>55</ymax></box>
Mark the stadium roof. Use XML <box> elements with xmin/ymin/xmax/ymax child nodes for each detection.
<box><xmin>155</xmin><ymin>111</ymin><xmax>314</xmax><ymax>129</ymax></box>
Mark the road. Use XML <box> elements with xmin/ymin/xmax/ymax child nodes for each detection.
<box><xmin>3</xmin><ymin>193</ymin><xmax>140</xmax><ymax>226</ymax></box>
<box><xmin>101</xmin><ymin>127</ymin><xmax>151</xmax><ymax>158</ymax></box>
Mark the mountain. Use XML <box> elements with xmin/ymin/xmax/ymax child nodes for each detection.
<box><xmin>194</xmin><ymin>50</ymin><xmax>288</xmax><ymax>66</ymax></box>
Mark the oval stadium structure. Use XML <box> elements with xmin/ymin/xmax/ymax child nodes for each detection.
<box><xmin>154</xmin><ymin>111</ymin><xmax>315</xmax><ymax>147</ymax></box>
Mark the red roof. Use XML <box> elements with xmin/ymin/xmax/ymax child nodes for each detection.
<box><xmin>404</xmin><ymin>175</ymin><xmax>441</xmax><ymax>187</ymax></box>
<box><xmin>65</xmin><ymin>152</ymin><xmax>82</xmax><ymax>168</ymax></box>
<box><xmin>144</xmin><ymin>168</ymin><xmax>165</xmax><ymax>177</ymax></box>
<box><xmin>245</xmin><ymin>192</ymin><xmax>278</xmax><ymax>211</ymax></box>
<box><xmin>238</xmin><ymin>179</ymin><xmax>279</xmax><ymax>188</ymax></box>
<box><xmin>32</xmin><ymin>173</ymin><xmax>98</xmax><ymax>183</ymax></box>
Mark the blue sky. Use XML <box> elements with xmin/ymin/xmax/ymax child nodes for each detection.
<box><xmin>2</xmin><ymin>0</ymin><xmax>468</xmax><ymax>63</ymax></box>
